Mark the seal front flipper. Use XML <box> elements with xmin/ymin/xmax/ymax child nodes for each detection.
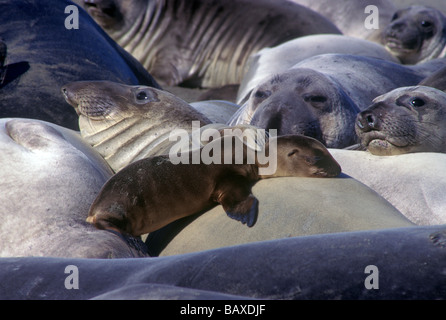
<box><xmin>213</xmin><ymin>177</ymin><xmax>259</xmax><ymax>227</ymax></box>
<box><xmin>223</xmin><ymin>195</ymin><xmax>259</xmax><ymax>227</ymax></box>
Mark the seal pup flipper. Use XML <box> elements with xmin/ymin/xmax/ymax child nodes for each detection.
<box><xmin>213</xmin><ymin>177</ymin><xmax>259</xmax><ymax>227</ymax></box>
<box><xmin>223</xmin><ymin>195</ymin><xmax>259</xmax><ymax>228</ymax></box>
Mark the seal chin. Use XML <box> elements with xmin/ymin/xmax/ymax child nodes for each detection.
<box><xmin>368</xmin><ymin>138</ymin><xmax>391</xmax><ymax>149</ymax></box>
<box><xmin>384</xmin><ymin>38</ymin><xmax>415</xmax><ymax>54</ymax></box>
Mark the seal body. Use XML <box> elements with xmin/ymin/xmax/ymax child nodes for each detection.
<box><xmin>330</xmin><ymin>148</ymin><xmax>446</xmax><ymax>225</ymax></box>
<box><xmin>0</xmin><ymin>118</ymin><xmax>147</xmax><ymax>258</ymax></box>
<box><xmin>355</xmin><ymin>85</ymin><xmax>446</xmax><ymax>155</ymax></box>
<box><xmin>74</xmin><ymin>0</ymin><xmax>341</xmax><ymax>87</ymax></box>
<box><xmin>382</xmin><ymin>5</ymin><xmax>446</xmax><ymax>64</ymax></box>
<box><xmin>230</xmin><ymin>54</ymin><xmax>427</xmax><ymax>148</ymax></box>
<box><xmin>0</xmin><ymin>0</ymin><xmax>159</xmax><ymax>130</ymax></box>
<box><xmin>1</xmin><ymin>224</ymin><xmax>444</xmax><ymax>300</ymax></box>
<box><xmin>87</xmin><ymin>134</ymin><xmax>341</xmax><ymax>236</ymax></box>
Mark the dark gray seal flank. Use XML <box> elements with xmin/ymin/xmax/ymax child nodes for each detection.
<box><xmin>74</xmin><ymin>0</ymin><xmax>341</xmax><ymax>87</ymax></box>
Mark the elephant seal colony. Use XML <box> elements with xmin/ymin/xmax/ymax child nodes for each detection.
<box><xmin>1</xmin><ymin>0</ymin><xmax>446</xmax><ymax>300</ymax></box>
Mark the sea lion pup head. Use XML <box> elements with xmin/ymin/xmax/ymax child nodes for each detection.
<box><xmin>355</xmin><ymin>86</ymin><xmax>446</xmax><ymax>156</ymax></box>
<box><xmin>383</xmin><ymin>5</ymin><xmax>446</xmax><ymax>64</ymax></box>
<box><xmin>260</xmin><ymin>134</ymin><xmax>342</xmax><ymax>179</ymax></box>
<box><xmin>243</xmin><ymin>69</ymin><xmax>359</xmax><ymax>148</ymax></box>
<box><xmin>61</xmin><ymin>80</ymin><xmax>210</xmax><ymax>171</ymax></box>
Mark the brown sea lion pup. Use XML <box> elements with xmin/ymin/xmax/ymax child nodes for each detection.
<box><xmin>86</xmin><ymin>134</ymin><xmax>341</xmax><ymax>236</ymax></box>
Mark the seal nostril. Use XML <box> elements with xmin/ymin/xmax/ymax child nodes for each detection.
<box><xmin>366</xmin><ymin>115</ymin><xmax>375</xmax><ymax>128</ymax></box>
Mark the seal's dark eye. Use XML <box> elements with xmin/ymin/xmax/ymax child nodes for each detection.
<box><xmin>391</xmin><ymin>12</ymin><xmax>399</xmax><ymax>21</ymax></box>
<box><xmin>303</xmin><ymin>94</ymin><xmax>327</xmax><ymax>106</ymax></box>
<box><xmin>136</xmin><ymin>91</ymin><xmax>148</xmax><ymax>101</ymax></box>
<box><xmin>309</xmin><ymin>96</ymin><xmax>327</xmax><ymax>103</ymax></box>
<box><xmin>411</xmin><ymin>97</ymin><xmax>425</xmax><ymax>107</ymax></box>
<box><xmin>254</xmin><ymin>90</ymin><xmax>271</xmax><ymax>99</ymax></box>
<box><xmin>421</xmin><ymin>20</ymin><xmax>432</xmax><ymax>28</ymax></box>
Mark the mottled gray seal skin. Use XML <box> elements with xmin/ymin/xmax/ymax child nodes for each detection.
<box><xmin>356</xmin><ymin>86</ymin><xmax>446</xmax><ymax>156</ymax></box>
<box><xmin>229</xmin><ymin>54</ymin><xmax>427</xmax><ymax>149</ymax></box>
<box><xmin>62</xmin><ymin>80</ymin><xmax>211</xmax><ymax>172</ymax></box>
<box><xmin>74</xmin><ymin>0</ymin><xmax>341</xmax><ymax>87</ymax></box>
<box><xmin>383</xmin><ymin>5</ymin><xmax>446</xmax><ymax>64</ymax></box>
<box><xmin>0</xmin><ymin>0</ymin><xmax>159</xmax><ymax>131</ymax></box>
<box><xmin>0</xmin><ymin>118</ymin><xmax>148</xmax><ymax>258</ymax></box>
<box><xmin>87</xmin><ymin>134</ymin><xmax>341</xmax><ymax>236</ymax></box>
<box><xmin>0</xmin><ymin>224</ymin><xmax>444</xmax><ymax>299</ymax></box>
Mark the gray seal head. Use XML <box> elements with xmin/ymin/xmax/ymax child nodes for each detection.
<box><xmin>355</xmin><ymin>85</ymin><xmax>446</xmax><ymax>155</ymax></box>
<box><xmin>383</xmin><ymin>5</ymin><xmax>446</xmax><ymax>64</ymax></box>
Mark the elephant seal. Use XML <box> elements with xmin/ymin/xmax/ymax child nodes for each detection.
<box><xmin>2</xmin><ymin>224</ymin><xmax>443</xmax><ymax>300</ymax></box>
<box><xmin>0</xmin><ymin>118</ymin><xmax>148</xmax><ymax>258</ymax></box>
<box><xmin>74</xmin><ymin>0</ymin><xmax>341</xmax><ymax>87</ymax></box>
<box><xmin>330</xmin><ymin>149</ymin><xmax>446</xmax><ymax>225</ymax></box>
<box><xmin>147</xmin><ymin>174</ymin><xmax>413</xmax><ymax>256</ymax></box>
<box><xmin>355</xmin><ymin>86</ymin><xmax>446</xmax><ymax>155</ymax></box>
<box><xmin>237</xmin><ymin>34</ymin><xmax>399</xmax><ymax>105</ymax></box>
<box><xmin>0</xmin><ymin>0</ymin><xmax>159</xmax><ymax>131</ymax></box>
<box><xmin>288</xmin><ymin>0</ymin><xmax>396</xmax><ymax>42</ymax></box>
<box><xmin>382</xmin><ymin>5</ymin><xmax>446</xmax><ymax>64</ymax></box>
<box><xmin>230</xmin><ymin>54</ymin><xmax>427</xmax><ymax>149</ymax></box>
<box><xmin>190</xmin><ymin>100</ymin><xmax>239</xmax><ymax>124</ymax></box>
<box><xmin>62</xmin><ymin>80</ymin><xmax>211</xmax><ymax>172</ymax></box>
<box><xmin>87</xmin><ymin>134</ymin><xmax>342</xmax><ymax>237</ymax></box>
<box><xmin>419</xmin><ymin>65</ymin><xmax>446</xmax><ymax>91</ymax></box>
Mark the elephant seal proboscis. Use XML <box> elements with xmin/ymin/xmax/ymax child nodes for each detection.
<box><xmin>86</xmin><ymin>134</ymin><xmax>341</xmax><ymax>236</ymax></box>
<box><xmin>355</xmin><ymin>85</ymin><xmax>446</xmax><ymax>155</ymax></box>
<box><xmin>383</xmin><ymin>5</ymin><xmax>446</xmax><ymax>64</ymax></box>
<box><xmin>74</xmin><ymin>0</ymin><xmax>341</xmax><ymax>87</ymax></box>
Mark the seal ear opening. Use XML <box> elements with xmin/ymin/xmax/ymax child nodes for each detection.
<box><xmin>287</xmin><ymin>149</ymin><xmax>299</xmax><ymax>157</ymax></box>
